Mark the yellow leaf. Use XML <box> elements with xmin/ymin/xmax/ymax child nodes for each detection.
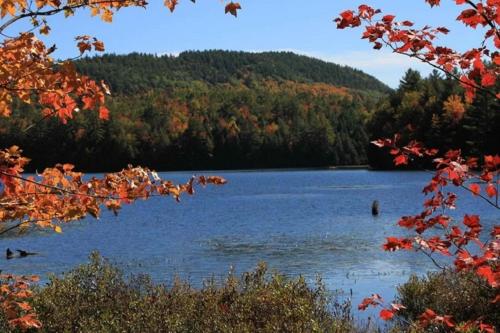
<box><xmin>39</xmin><ymin>25</ymin><xmax>50</xmax><ymax>35</ymax></box>
<box><xmin>101</xmin><ymin>9</ymin><xmax>113</xmax><ymax>22</ymax></box>
<box><xmin>90</xmin><ymin>7</ymin><xmax>99</xmax><ymax>17</ymax></box>
<box><xmin>54</xmin><ymin>226</ymin><xmax>62</xmax><ymax>233</ymax></box>
<box><xmin>64</xmin><ymin>8</ymin><xmax>74</xmax><ymax>17</ymax></box>
<box><xmin>7</xmin><ymin>4</ymin><xmax>16</xmax><ymax>16</ymax></box>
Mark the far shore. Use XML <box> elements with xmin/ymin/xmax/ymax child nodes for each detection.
<box><xmin>27</xmin><ymin>164</ymin><xmax>434</xmax><ymax>174</ymax></box>
<box><xmin>328</xmin><ymin>165</ymin><xmax>371</xmax><ymax>170</ymax></box>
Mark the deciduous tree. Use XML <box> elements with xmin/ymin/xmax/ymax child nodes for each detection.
<box><xmin>0</xmin><ymin>0</ymin><xmax>238</xmax><ymax>329</ymax></box>
<box><xmin>336</xmin><ymin>1</ymin><xmax>499</xmax><ymax>331</ymax></box>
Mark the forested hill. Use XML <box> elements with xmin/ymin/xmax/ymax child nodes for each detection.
<box><xmin>1</xmin><ymin>51</ymin><xmax>493</xmax><ymax>172</ymax></box>
<box><xmin>0</xmin><ymin>50</ymin><xmax>390</xmax><ymax>172</ymax></box>
<box><xmin>75</xmin><ymin>51</ymin><xmax>390</xmax><ymax>95</ymax></box>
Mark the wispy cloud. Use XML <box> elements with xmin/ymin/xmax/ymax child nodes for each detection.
<box><xmin>325</xmin><ymin>51</ymin><xmax>424</xmax><ymax>69</ymax></box>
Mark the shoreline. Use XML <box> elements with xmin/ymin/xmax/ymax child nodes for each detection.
<box><xmin>328</xmin><ymin>165</ymin><xmax>371</xmax><ymax>170</ymax></box>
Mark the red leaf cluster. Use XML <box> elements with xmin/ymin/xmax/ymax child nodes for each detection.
<box><xmin>419</xmin><ymin>308</ymin><xmax>455</xmax><ymax>329</ymax></box>
<box><xmin>335</xmin><ymin>2</ymin><xmax>499</xmax><ymax>103</ymax></box>
<box><xmin>0</xmin><ymin>274</ymin><xmax>41</xmax><ymax>331</ymax></box>
<box><xmin>0</xmin><ymin>146</ymin><xmax>227</xmax><ymax>230</ymax></box>
<box><xmin>338</xmin><ymin>2</ymin><xmax>499</xmax><ymax>328</ymax></box>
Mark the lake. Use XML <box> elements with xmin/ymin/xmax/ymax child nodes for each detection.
<box><xmin>2</xmin><ymin>169</ymin><xmax>497</xmax><ymax>313</ymax></box>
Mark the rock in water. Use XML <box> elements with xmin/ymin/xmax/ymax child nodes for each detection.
<box><xmin>16</xmin><ymin>249</ymin><xmax>37</xmax><ymax>258</ymax></box>
<box><xmin>372</xmin><ymin>200</ymin><xmax>379</xmax><ymax>216</ymax></box>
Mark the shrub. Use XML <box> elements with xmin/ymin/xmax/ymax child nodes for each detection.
<box><xmin>4</xmin><ymin>252</ymin><xmax>375</xmax><ymax>333</ymax></box>
<box><xmin>394</xmin><ymin>270</ymin><xmax>500</xmax><ymax>332</ymax></box>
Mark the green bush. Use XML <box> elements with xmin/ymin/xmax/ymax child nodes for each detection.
<box><xmin>9</xmin><ymin>252</ymin><xmax>375</xmax><ymax>333</ymax></box>
<box><xmin>394</xmin><ymin>270</ymin><xmax>499</xmax><ymax>332</ymax></box>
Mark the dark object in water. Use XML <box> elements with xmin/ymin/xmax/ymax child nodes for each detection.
<box><xmin>6</xmin><ymin>248</ymin><xmax>13</xmax><ymax>259</ymax></box>
<box><xmin>372</xmin><ymin>200</ymin><xmax>379</xmax><ymax>216</ymax></box>
<box><xmin>16</xmin><ymin>249</ymin><xmax>37</xmax><ymax>258</ymax></box>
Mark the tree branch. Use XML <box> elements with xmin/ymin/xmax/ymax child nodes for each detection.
<box><xmin>0</xmin><ymin>221</ymin><xmax>31</xmax><ymax>236</ymax></box>
<box><xmin>0</xmin><ymin>0</ymin><xmax>147</xmax><ymax>35</ymax></box>
<box><xmin>464</xmin><ymin>0</ymin><xmax>500</xmax><ymax>40</ymax></box>
<box><xmin>381</xmin><ymin>37</ymin><xmax>498</xmax><ymax>100</ymax></box>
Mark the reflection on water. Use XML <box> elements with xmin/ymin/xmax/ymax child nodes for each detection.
<box><xmin>206</xmin><ymin>234</ymin><xmax>373</xmax><ymax>256</ymax></box>
<box><xmin>1</xmin><ymin>170</ymin><xmax>498</xmax><ymax>314</ymax></box>
<box><xmin>322</xmin><ymin>184</ymin><xmax>395</xmax><ymax>190</ymax></box>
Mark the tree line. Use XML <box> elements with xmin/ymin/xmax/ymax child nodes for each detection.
<box><xmin>0</xmin><ymin>79</ymin><xmax>372</xmax><ymax>171</ymax></box>
<box><xmin>367</xmin><ymin>69</ymin><xmax>499</xmax><ymax>168</ymax></box>
<box><xmin>0</xmin><ymin>51</ymin><xmax>496</xmax><ymax>171</ymax></box>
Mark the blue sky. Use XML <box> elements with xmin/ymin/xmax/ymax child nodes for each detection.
<box><xmin>4</xmin><ymin>0</ymin><xmax>485</xmax><ymax>88</ymax></box>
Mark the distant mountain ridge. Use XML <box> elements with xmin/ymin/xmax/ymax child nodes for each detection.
<box><xmin>1</xmin><ymin>51</ymin><xmax>494</xmax><ymax>172</ymax></box>
<box><xmin>0</xmin><ymin>50</ymin><xmax>392</xmax><ymax>171</ymax></box>
<box><xmin>75</xmin><ymin>50</ymin><xmax>391</xmax><ymax>94</ymax></box>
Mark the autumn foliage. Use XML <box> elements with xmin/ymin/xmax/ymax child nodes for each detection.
<box><xmin>0</xmin><ymin>0</ymin><xmax>498</xmax><ymax>331</ymax></box>
<box><xmin>0</xmin><ymin>0</ymin><xmax>239</xmax><ymax>330</ymax></box>
<box><xmin>335</xmin><ymin>0</ymin><xmax>499</xmax><ymax>103</ymax></box>
<box><xmin>336</xmin><ymin>0</ymin><xmax>499</xmax><ymax>331</ymax></box>
<box><xmin>0</xmin><ymin>145</ymin><xmax>226</xmax><ymax>231</ymax></box>
<box><xmin>0</xmin><ymin>274</ymin><xmax>41</xmax><ymax>330</ymax></box>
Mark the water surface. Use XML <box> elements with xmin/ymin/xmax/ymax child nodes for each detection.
<box><xmin>2</xmin><ymin>170</ymin><xmax>497</xmax><ymax>312</ymax></box>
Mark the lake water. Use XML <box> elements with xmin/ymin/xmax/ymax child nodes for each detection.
<box><xmin>1</xmin><ymin>170</ymin><xmax>498</xmax><ymax>313</ymax></box>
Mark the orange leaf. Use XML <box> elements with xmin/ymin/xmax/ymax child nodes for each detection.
<box><xmin>494</xmin><ymin>55</ymin><xmax>500</xmax><ymax>65</ymax></box>
<box><xmin>479</xmin><ymin>323</ymin><xmax>495</xmax><ymax>333</ymax></box>
<box><xmin>481</xmin><ymin>72</ymin><xmax>496</xmax><ymax>87</ymax></box>
<box><xmin>380</xmin><ymin>308</ymin><xmax>395</xmax><ymax>320</ymax></box>
<box><xmin>394</xmin><ymin>154</ymin><xmax>408</xmax><ymax>166</ymax></box>
<box><xmin>383</xmin><ymin>237</ymin><xmax>413</xmax><ymax>251</ymax></box>
<box><xmin>39</xmin><ymin>25</ymin><xmax>50</xmax><ymax>35</ymax></box>
<box><xmin>99</xmin><ymin>106</ymin><xmax>110</xmax><ymax>120</ymax></box>
<box><xmin>358</xmin><ymin>294</ymin><xmax>383</xmax><ymax>310</ymax></box>
<box><xmin>101</xmin><ymin>9</ymin><xmax>113</xmax><ymax>22</ymax></box>
<box><xmin>477</xmin><ymin>266</ymin><xmax>497</xmax><ymax>287</ymax></box>
<box><xmin>469</xmin><ymin>183</ymin><xmax>480</xmax><ymax>196</ymax></box>
<box><xmin>9</xmin><ymin>314</ymin><xmax>42</xmax><ymax>330</ymax></box>
<box><xmin>486</xmin><ymin>183</ymin><xmax>497</xmax><ymax>198</ymax></box>
<box><xmin>93</xmin><ymin>40</ymin><xmax>105</xmax><ymax>52</ymax></box>
<box><xmin>16</xmin><ymin>302</ymin><xmax>32</xmax><ymax>311</ymax></box>
<box><xmin>165</xmin><ymin>0</ymin><xmax>178</xmax><ymax>12</ymax></box>
<box><xmin>225</xmin><ymin>2</ymin><xmax>241</xmax><ymax>17</ymax></box>
<box><xmin>77</xmin><ymin>41</ymin><xmax>91</xmax><ymax>54</ymax></box>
